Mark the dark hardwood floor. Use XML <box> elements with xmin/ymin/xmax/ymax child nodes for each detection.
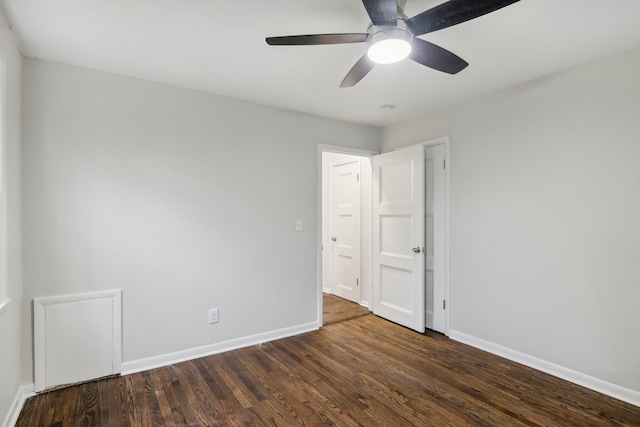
<box><xmin>323</xmin><ymin>293</ymin><xmax>370</xmax><ymax>326</ymax></box>
<box><xmin>17</xmin><ymin>296</ymin><xmax>640</xmax><ymax>426</ymax></box>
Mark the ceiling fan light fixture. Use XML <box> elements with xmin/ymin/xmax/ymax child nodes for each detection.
<box><xmin>367</xmin><ymin>27</ymin><xmax>413</xmax><ymax>64</ymax></box>
<box><xmin>266</xmin><ymin>0</ymin><xmax>522</xmax><ymax>87</ymax></box>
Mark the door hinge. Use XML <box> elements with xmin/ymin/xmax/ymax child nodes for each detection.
<box><xmin>443</xmin><ymin>300</ymin><xmax>446</xmax><ymax>309</ymax></box>
<box><xmin>356</xmin><ymin>278</ymin><xmax>359</xmax><ymax>286</ymax></box>
<box><xmin>357</xmin><ymin>173</ymin><xmax>359</xmax><ymax>182</ymax></box>
<box><xmin>443</xmin><ymin>159</ymin><xmax>446</xmax><ymax>169</ymax></box>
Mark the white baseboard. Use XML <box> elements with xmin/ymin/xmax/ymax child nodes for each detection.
<box><xmin>359</xmin><ymin>300</ymin><xmax>370</xmax><ymax>309</ymax></box>
<box><xmin>449</xmin><ymin>330</ymin><xmax>640</xmax><ymax>408</ymax></box>
<box><xmin>2</xmin><ymin>384</ymin><xmax>35</xmax><ymax>427</ymax></box>
<box><xmin>122</xmin><ymin>321</ymin><xmax>319</xmax><ymax>375</ymax></box>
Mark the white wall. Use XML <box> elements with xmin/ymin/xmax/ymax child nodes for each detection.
<box><xmin>21</xmin><ymin>59</ymin><xmax>380</xmax><ymax>383</ymax></box>
<box><xmin>321</xmin><ymin>152</ymin><xmax>373</xmax><ymax>307</ymax></box>
<box><xmin>0</xmin><ymin>11</ymin><xmax>22</xmax><ymax>427</ymax></box>
<box><xmin>382</xmin><ymin>48</ymin><xmax>640</xmax><ymax>395</ymax></box>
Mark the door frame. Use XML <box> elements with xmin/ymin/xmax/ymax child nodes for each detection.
<box><xmin>316</xmin><ymin>139</ymin><xmax>449</xmax><ymax>335</ymax></box>
<box><xmin>317</xmin><ymin>144</ymin><xmax>378</xmax><ymax>327</ymax></box>
<box><xmin>420</xmin><ymin>137</ymin><xmax>451</xmax><ymax>335</ymax></box>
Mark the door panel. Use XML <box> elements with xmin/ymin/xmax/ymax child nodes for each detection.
<box><xmin>373</xmin><ymin>145</ymin><xmax>425</xmax><ymax>332</ymax></box>
<box><xmin>426</xmin><ymin>144</ymin><xmax>446</xmax><ymax>333</ymax></box>
<box><xmin>331</xmin><ymin>160</ymin><xmax>361</xmax><ymax>303</ymax></box>
<box><xmin>426</xmin><ymin>152</ymin><xmax>435</xmax><ymax>328</ymax></box>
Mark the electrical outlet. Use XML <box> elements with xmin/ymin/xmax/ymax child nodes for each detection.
<box><xmin>208</xmin><ymin>308</ymin><xmax>219</xmax><ymax>324</ymax></box>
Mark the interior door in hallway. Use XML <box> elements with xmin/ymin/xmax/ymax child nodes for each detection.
<box><xmin>330</xmin><ymin>159</ymin><xmax>361</xmax><ymax>303</ymax></box>
<box><xmin>372</xmin><ymin>145</ymin><xmax>425</xmax><ymax>332</ymax></box>
<box><xmin>425</xmin><ymin>144</ymin><xmax>446</xmax><ymax>333</ymax></box>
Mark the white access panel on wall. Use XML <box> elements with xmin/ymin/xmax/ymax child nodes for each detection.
<box><xmin>34</xmin><ymin>290</ymin><xmax>122</xmax><ymax>392</ymax></box>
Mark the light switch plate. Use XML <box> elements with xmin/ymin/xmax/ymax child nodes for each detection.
<box><xmin>208</xmin><ymin>308</ymin><xmax>219</xmax><ymax>324</ymax></box>
<box><xmin>295</xmin><ymin>219</ymin><xmax>303</xmax><ymax>232</ymax></box>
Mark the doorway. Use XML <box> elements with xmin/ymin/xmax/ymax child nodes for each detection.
<box><xmin>321</xmin><ymin>150</ymin><xmax>373</xmax><ymax>309</ymax></box>
<box><xmin>317</xmin><ymin>139</ymin><xmax>449</xmax><ymax>334</ymax></box>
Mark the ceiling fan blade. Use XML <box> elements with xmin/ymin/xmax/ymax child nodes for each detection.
<box><xmin>362</xmin><ymin>0</ymin><xmax>398</xmax><ymax>26</ymax></box>
<box><xmin>407</xmin><ymin>0</ymin><xmax>520</xmax><ymax>36</ymax></box>
<box><xmin>340</xmin><ymin>55</ymin><xmax>376</xmax><ymax>88</ymax></box>
<box><xmin>266</xmin><ymin>33</ymin><xmax>368</xmax><ymax>46</ymax></box>
<box><xmin>410</xmin><ymin>38</ymin><xmax>468</xmax><ymax>74</ymax></box>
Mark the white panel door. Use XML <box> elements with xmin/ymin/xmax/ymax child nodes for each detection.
<box><xmin>373</xmin><ymin>145</ymin><xmax>425</xmax><ymax>332</ymax></box>
<box><xmin>330</xmin><ymin>160</ymin><xmax>361</xmax><ymax>303</ymax></box>
<box><xmin>426</xmin><ymin>144</ymin><xmax>446</xmax><ymax>333</ymax></box>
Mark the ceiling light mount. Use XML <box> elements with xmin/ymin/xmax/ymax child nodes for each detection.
<box><xmin>366</xmin><ymin>21</ymin><xmax>413</xmax><ymax>65</ymax></box>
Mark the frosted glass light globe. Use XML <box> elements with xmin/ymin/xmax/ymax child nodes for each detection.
<box><xmin>366</xmin><ymin>27</ymin><xmax>413</xmax><ymax>64</ymax></box>
<box><xmin>367</xmin><ymin>38</ymin><xmax>412</xmax><ymax>64</ymax></box>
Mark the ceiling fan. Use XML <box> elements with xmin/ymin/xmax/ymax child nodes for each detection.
<box><xmin>266</xmin><ymin>0</ymin><xmax>521</xmax><ymax>87</ymax></box>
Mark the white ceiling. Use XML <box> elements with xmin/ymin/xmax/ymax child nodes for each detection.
<box><xmin>3</xmin><ymin>0</ymin><xmax>640</xmax><ymax>127</ymax></box>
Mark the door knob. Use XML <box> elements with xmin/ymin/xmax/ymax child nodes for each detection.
<box><xmin>331</xmin><ymin>236</ymin><xmax>337</xmax><ymax>242</ymax></box>
<box><xmin>412</xmin><ymin>247</ymin><xmax>422</xmax><ymax>254</ymax></box>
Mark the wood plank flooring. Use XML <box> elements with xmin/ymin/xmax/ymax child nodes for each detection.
<box><xmin>323</xmin><ymin>293</ymin><xmax>370</xmax><ymax>326</ymax></box>
<box><xmin>17</xmin><ymin>296</ymin><xmax>640</xmax><ymax>426</ymax></box>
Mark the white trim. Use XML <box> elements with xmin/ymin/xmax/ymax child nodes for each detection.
<box><xmin>2</xmin><ymin>384</ymin><xmax>35</xmax><ymax>427</ymax></box>
<box><xmin>0</xmin><ymin>57</ymin><xmax>8</xmax><ymax>317</ymax></box>
<box><xmin>33</xmin><ymin>290</ymin><xmax>122</xmax><ymax>392</ymax></box>
<box><xmin>122</xmin><ymin>321</ymin><xmax>319</xmax><ymax>375</ymax></box>
<box><xmin>317</xmin><ymin>144</ymin><xmax>379</xmax><ymax>327</ymax></box>
<box><xmin>450</xmin><ymin>330</ymin><xmax>640</xmax><ymax>408</ymax></box>
<box><xmin>0</xmin><ymin>298</ymin><xmax>11</xmax><ymax>316</ymax></box>
<box><xmin>32</xmin><ymin>289</ymin><xmax>122</xmax><ymax>306</ymax></box>
<box><xmin>317</xmin><ymin>144</ymin><xmax>378</xmax><ymax>157</ymax></box>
